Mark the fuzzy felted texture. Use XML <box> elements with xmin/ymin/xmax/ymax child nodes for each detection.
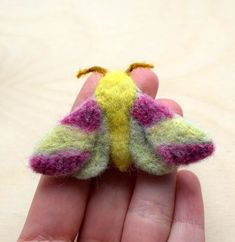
<box><xmin>31</xmin><ymin>150</ymin><xmax>90</xmax><ymax>176</ymax></box>
<box><xmin>157</xmin><ymin>143</ymin><xmax>214</xmax><ymax>165</ymax></box>
<box><xmin>131</xmin><ymin>94</ymin><xmax>173</xmax><ymax>126</ymax></box>
<box><xmin>74</xmin><ymin>117</ymin><xmax>110</xmax><ymax>179</ymax></box>
<box><xmin>30</xmin><ymin>63</ymin><xmax>215</xmax><ymax>179</ymax></box>
<box><xmin>95</xmin><ymin>71</ymin><xmax>137</xmax><ymax>171</ymax></box>
<box><xmin>129</xmin><ymin>118</ymin><xmax>175</xmax><ymax>175</ymax></box>
<box><xmin>61</xmin><ymin>99</ymin><xmax>101</xmax><ymax>132</ymax></box>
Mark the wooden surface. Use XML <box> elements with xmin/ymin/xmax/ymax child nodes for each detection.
<box><xmin>0</xmin><ymin>0</ymin><xmax>234</xmax><ymax>241</ymax></box>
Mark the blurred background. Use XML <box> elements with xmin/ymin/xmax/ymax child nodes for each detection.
<box><xmin>0</xmin><ymin>0</ymin><xmax>234</xmax><ymax>241</ymax></box>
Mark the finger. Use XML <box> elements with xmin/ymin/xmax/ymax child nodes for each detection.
<box><xmin>131</xmin><ymin>67</ymin><xmax>159</xmax><ymax>98</ymax></box>
<box><xmin>19</xmin><ymin>177</ymin><xmax>90</xmax><ymax>241</ymax></box>
<box><xmin>71</xmin><ymin>73</ymin><xmax>102</xmax><ymax>111</ymax></box>
<box><xmin>131</xmin><ymin>68</ymin><xmax>182</xmax><ymax>116</ymax></box>
<box><xmin>78</xmin><ymin>169</ymin><xmax>135</xmax><ymax>242</ymax></box>
<box><xmin>121</xmin><ymin>79</ymin><xmax>183</xmax><ymax>242</ymax></box>
<box><xmin>78</xmin><ymin>68</ymin><xmax>159</xmax><ymax>242</ymax></box>
<box><xmin>167</xmin><ymin>170</ymin><xmax>205</xmax><ymax>242</ymax></box>
<box><xmin>121</xmin><ymin>172</ymin><xmax>176</xmax><ymax>242</ymax></box>
<box><xmin>19</xmin><ymin>73</ymin><xmax>101</xmax><ymax>241</ymax></box>
<box><xmin>157</xmin><ymin>98</ymin><xmax>183</xmax><ymax>116</ymax></box>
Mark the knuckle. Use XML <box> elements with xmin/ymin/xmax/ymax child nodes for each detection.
<box><xmin>129</xmin><ymin>197</ymin><xmax>173</xmax><ymax>227</ymax></box>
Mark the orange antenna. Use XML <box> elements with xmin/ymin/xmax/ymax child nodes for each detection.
<box><xmin>77</xmin><ymin>66</ymin><xmax>108</xmax><ymax>79</ymax></box>
<box><xmin>126</xmin><ymin>62</ymin><xmax>154</xmax><ymax>74</ymax></box>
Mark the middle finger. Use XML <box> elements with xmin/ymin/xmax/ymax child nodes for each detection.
<box><xmin>78</xmin><ymin>68</ymin><xmax>159</xmax><ymax>242</ymax></box>
<box><xmin>121</xmin><ymin>101</ymin><xmax>183</xmax><ymax>242</ymax></box>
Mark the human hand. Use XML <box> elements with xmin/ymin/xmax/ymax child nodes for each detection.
<box><xmin>18</xmin><ymin>68</ymin><xmax>205</xmax><ymax>242</ymax></box>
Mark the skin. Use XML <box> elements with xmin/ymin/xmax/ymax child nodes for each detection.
<box><xmin>18</xmin><ymin>68</ymin><xmax>205</xmax><ymax>242</ymax></box>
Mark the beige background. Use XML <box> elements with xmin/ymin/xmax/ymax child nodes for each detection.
<box><xmin>0</xmin><ymin>0</ymin><xmax>234</xmax><ymax>241</ymax></box>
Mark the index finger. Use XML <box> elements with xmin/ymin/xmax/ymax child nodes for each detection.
<box><xmin>18</xmin><ymin>73</ymin><xmax>101</xmax><ymax>242</ymax></box>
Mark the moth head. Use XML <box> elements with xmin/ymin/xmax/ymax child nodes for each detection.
<box><xmin>76</xmin><ymin>62</ymin><xmax>154</xmax><ymax>79</ymax></box>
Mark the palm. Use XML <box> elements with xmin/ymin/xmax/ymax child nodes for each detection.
<box><xmin>19</xmin><ymin>69</ymin><xmax>205</xmax><ymax>242</ymax></box>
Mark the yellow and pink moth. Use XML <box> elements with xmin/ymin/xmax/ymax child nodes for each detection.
<box><xmin>30</xmin><ymin>63</ymin><xmax>214</xmax><ymax>179</ymax></box>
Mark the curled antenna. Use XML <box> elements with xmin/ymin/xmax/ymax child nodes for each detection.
<box><xmin>126</xmin><ymin>62</ymin><xmax>154</xmax><ymax>74</ymax></box>
<box><xmin>77</xmin><ymin>66</ymin><xmax>108</xmax><ymax>79</ymax></box>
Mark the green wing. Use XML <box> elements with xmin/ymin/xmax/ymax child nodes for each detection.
<box><xmin>74</xmin><ymin>116</ymin><xmax>110</xmax><ymax>179</ymax></box>
<box><xmin>130</xmin><ymin>93</ymin><xmax>214</xmax><ymax>175</ymax></box>
<box><xmin>30</xmin><ymin>98</ymin><xmax>110</xmax><ymax>178</ymax></box>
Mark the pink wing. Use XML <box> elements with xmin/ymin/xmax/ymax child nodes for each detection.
<box><xmin>30</xmin><ymin>98</ymin><xmax>109</xmax><ymax>178</ymax></box>
<box><xmin>129</xmin><ymin>93</ymin><xmax>214</xmax><ymax>175</ymax></box>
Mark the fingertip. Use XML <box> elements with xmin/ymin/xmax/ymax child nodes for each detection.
<box><xmin>71</xmin><ymin>73</ymin><xmax>102</xmax><ymax>111</ymax></box>
<box><xmin>130</xmin><ymin>67</ymin><xmax>159</xmax><ymax>98</ymax></box>
<box><xmin>177</xmin><ymin>170</ymin><xmax>201</xmax><ymax>193</ymax></box>
<box><xmin>157</xmin><ymin>98</ymin><xmax>183</xmax><ymax>116</ymax></box>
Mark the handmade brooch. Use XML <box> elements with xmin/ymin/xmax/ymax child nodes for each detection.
<box><xmin>30</xmin><ymin>63</ymin><xmax>214</xmax><ymax>179</ymax></box>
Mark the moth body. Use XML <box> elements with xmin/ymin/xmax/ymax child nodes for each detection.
<box><xmin>95</xmin><ymin>71</ymin><xmax>138</xmax><ymax>171</ymax></box>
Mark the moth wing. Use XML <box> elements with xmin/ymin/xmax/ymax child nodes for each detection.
<box><xmin>30</xmin><ymin>98</ymin><xmax>109</xmax><ymax>178</ymax></box>
<box><xmin>74</xmin><ymin>116</ymin><xmax>109</xmax><ymax>179</ymax></box>
<box><xmin>130</xmin><ymin>93</ymin><xmax>214</xmax><ymax>175</ymax></box>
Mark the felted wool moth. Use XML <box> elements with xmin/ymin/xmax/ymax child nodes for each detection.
<box><xmin>30</xmin><ymin>63</ymin><xmax>214</xmax><ymax>179</ymax></box>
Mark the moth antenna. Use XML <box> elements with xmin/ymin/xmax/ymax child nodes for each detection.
<box><xmin>126</xmin><ymin>62</ymin><xmax>154</xmax><ymax>74</ymax></box>
<box><xmin>77</xmin><ymin>66</ymin><xmax>108</xmax><ymax>79</ymax></box>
